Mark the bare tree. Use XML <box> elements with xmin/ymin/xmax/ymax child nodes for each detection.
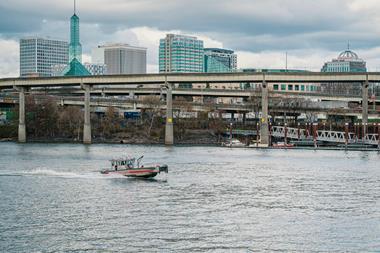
<box><xmin>141</xmin><ymin>96</ymin><xmax>162</xmax><ymax>136</ymax></box>
<box><xmin>58</xmin><ymin>106</ymin><xmax>83</xmax><ymax>139</ymax></box>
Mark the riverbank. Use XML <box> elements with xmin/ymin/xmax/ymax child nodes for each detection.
<box><xmin>3</xmin><ymin>137</ymin><xmax>379</xmax><ymax>151</ymax></box>
<box><xmin>0</xmin><ymin>129</ymin><xmax>221</xmax><ymax>145</ymax></box>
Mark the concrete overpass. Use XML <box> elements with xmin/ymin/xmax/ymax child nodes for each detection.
<box><xmin>22</xmin><ymin>87</ymin><xmax>378</xmax><ymax>103</ymax></box>
<box><xmin>0</xmin><ymin>72</ymin><xmax>376</xmax><ymax>145</ymax></box>
<box><xmin>1</xmin><ymin>72</ymin><xmax>380</xmax><ymax>88</ymax></box>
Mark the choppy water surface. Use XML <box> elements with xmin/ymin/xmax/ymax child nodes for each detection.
<box><xmin>0</xmin><ymin>143</ymin><xmax>379</xmax><ymax>252</ymax></box>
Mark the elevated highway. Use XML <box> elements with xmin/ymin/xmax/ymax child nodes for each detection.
<box><xmin>56</xmin><ymin>97</ymin><xmax>368</xmax><ymax>116</ymax></box>
<box><xmin>24</xmin><ymin>87</ymin><xmax>377</xmax><ymax>103</ymax></box>
<box><xmin>1</xmin><ymin>72</ymin><xmax>380</xmax><ymax>88</ymax></box>
<box><xmin>0</xmin><ymin>72</ymin><xmax>377</xmax><ymax>144</ymax></box>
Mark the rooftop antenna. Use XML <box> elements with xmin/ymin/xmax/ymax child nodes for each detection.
<box><xmin>74</xmin><ymin>0</ymin><xmax>76</xmax><ymax>14</ymax></box>
<box><xmin>347</xmin><ymin>41</ymin><xmax>350</xmax><ymax>51</ymax></box>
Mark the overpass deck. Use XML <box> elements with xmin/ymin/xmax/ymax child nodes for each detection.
<box><xmin>1</xmin><ymin>72</ymin><xmax>380</xmax><ymax>89</ymax></box>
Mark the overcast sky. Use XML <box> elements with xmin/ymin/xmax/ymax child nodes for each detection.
<box><xmin>1</xmin><ymin>0</ymin><xmax>380</xmax><ymax>77</ymax></box>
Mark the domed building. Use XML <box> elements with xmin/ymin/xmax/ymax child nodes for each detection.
<box><xmin>321</xmin><ymin>47</ymin><xmax>367</xmax><ymax>72</ymax></box>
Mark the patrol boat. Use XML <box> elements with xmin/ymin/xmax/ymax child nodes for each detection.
<box><xmin>100</xmin><ymin>156</ymin><xmax>168</xmax><ymax>178</ymax></box>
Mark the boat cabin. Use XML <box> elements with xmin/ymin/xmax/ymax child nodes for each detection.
<box><xmin>110</xmin><ymin>156</ymin><xmax>144</xmax><ymax>170</ymax></box>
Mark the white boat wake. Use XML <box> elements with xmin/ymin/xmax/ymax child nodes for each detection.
<box><xmin>0</xmin><ymin>168</ymin><xmax>124</xmax><ymax>179</ymax></box>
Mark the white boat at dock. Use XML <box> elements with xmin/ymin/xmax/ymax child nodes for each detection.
<box><xmin>222</xmin><ymin>139</ymin><xmax>246</xmax><ymax>148</ymax></box>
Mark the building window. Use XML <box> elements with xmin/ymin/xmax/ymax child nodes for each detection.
<box><xmin>281</xmin><ymin>84</ymin><xmax>286</xmax><ymax>91</ymax></box>
<box><xmin>288</xmin><ymin>84</ymin><xmax>293</xmax><ymax>91</ymax></box>
<box><xmin>295</xmin><ymin>85</ymin><xmax>299</xmax><ymax>91</ymax></box>
<box><xmin>273</xmin><ymin>84</ymin><xmax>279</xmax><ymax>90</ymax></box>
<box><xmin>301</xmin><ymin>85</ymin><xmax>305</xmax><ymax>91</ymax></box>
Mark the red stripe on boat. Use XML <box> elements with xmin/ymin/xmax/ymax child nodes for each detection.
<box><xmin>128</xmin><ymin>170</ymin><xmax>156</xmax><ymax>174</ymax></box>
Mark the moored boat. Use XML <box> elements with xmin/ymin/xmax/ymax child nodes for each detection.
<box><xmin>222</xmin><ymin>138</ymin><xmax>246</xmax><ymax>148</ymax></box>
<box><xmin>272</xmin><ymin>142</ymin><xmax>294</xmax><ymax>148</ymax></box>
<box><xmin>100</xmin><ymin>156</ymin><xmax>168</xmax><ymax>178</ymax></box>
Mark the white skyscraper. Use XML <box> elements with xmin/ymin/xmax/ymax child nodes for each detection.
<box><xmin>92</xmin><ymin>44</ymin><xmax>147</xmax><ymax>74</ymax></box>
<box><xmin>19</xmin><ymin>37</ymin><xmax>69</xmax><ymax>77</ymax></box>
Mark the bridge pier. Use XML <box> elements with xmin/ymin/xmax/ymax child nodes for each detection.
<box><xmin>165</xmin><ymin>82</ymin><xmax>174</xmax><ymax>145</ymax></box>
<box><xmin>18</xmin><ymin>87</ymin><xmax>26</xmax><ymax>143</ymax></box>
<box><xmin>83</xmin><ymin>84</ymin><xmax>91</xmax><ymax>144</ymax></box>
<box><xmin>362</xmin><ymin>79</ymin><xmax>369</xmax><ymax>136</ymax></box>
<box><xmin>260</xmin><ymin>80</ymin><xmax>269</xmax><ymax>145</ymax></box>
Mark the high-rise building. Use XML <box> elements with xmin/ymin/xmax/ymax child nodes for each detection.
<box><xmin>92</xmin><ymin>44</ymin><xmax>147</xmax><ymax>74</ymax></box>
<box><xmin>204</xmin><ymin>48</ymin><xmax>237</xmax><ymax>73</ymax></box>
<box><xmin>159</xmin><ymin>34</ymin><xmax>204</xmax><ymax>73</ymax></box>
<box><xmin>19</xmin><ymin>37</ymin><xmax>69</xmax><ymax>77</ymax></box>
<box><xmin>321</xmin><ymin>47</ymin><xmax>367</xmax><ymax>72</ymax></box>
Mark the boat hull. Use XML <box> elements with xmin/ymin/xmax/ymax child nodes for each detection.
<box><xmin>101</xmin><ymin>165</ymin><xmax>168</xmax><ymax>178</ymax></box>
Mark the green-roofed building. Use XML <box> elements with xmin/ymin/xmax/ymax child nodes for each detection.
<box><xmin>63</xmin><ymin>0</ymin><xmax>90</xmax><ymax>77</ymax></box>
<box><xmin>63</xmin><ymin>58</ymin><xmax>90</xmax><ymax>76</ymax></box>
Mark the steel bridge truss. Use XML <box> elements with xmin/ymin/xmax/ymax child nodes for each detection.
<box><xmin>271</xmin><ymin>126</ymin><xmax>379</xmax><ymax>145</ymax></box>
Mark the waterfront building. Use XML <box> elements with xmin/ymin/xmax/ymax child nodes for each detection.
<box><xmin>269</xmin><ymin>83</ymin><xmax>320</xmax><ymax>92</ymax></box>
<box><xmin>238</xmin><ymin>68</ymin><xmax>319</xmax><ymax>92</ymax></box>
<box><xmin>62</xmin><ymin>1</ymin><xmax>90</xmax><ymax>76</ymax></box>
<box><xmin>204</xmin><ymin>48</ymin><xmax>237</xmax><ymax>73</ymax></box>
<box><xmin>321</xmin><ymin>47</ymin><xmax>367</xmax><ymax>72</ymax></box>
<box><xmin>19</xmin><ymin>37</ymin><xmax>68</xmax><ymax>77</ymax></box>
<box><xmin>321</xmin><ymin>47</ymin><xmax>366</xmax><ymax>95</ymax></box>
<box><xmin>92</xmin><ymin>44</ymin><xmax>147</xmax><ymax>74</ymax></box>
<box><xmin>84</xmin><ymin>63</ymin><xmax>107</xmax><ymax>75</ymax></box>
<box><xmin>53</xmin><ymin>62</ymin><xmax>107</xmax><ymax>76</ymax></box>
<box><xmin>51</xmin><ymin>64</ymin><xmax>68</xmax><ymax>76</ymax></box>
<box><xmin>241</xmin><ymin>68</ymin><xmax>309</xmax><ymax>73</ymax></box>
<box><xmin>159</xmin><ymin>34</ymin><xmax>204</xmax><ymax>73</ymax></box>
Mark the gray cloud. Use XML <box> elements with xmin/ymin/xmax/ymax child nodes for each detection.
<box><xmin>0</xmin><ymin>0</ymin><xmax>378</xmax><ymax>51</ymax></box>
<box><xmin>1</xmin><ymin>0</ymin><xmax>380</xmax><ymax>76</ymax></box>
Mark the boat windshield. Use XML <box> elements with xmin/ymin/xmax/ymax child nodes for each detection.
<box><xmin>111</xmin><ymin>158</ymin><xmax>136</xmax><ymax>167</ymax></box>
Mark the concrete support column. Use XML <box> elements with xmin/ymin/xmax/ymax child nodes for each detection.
<box><xmin>83</xmin><ymin>84</ymin><xmax>91</xmax><ymax>144</ymax></box>
<box><xmin>260</xmin><ymin>80</ymin><xmax>269</xmax><ymax>145</ymax></box>
<box><xmin>18</xmin><ymin>87</ymin><xmax>26</xmax><ymax>143</ymax></box>
<box><xmin>165</xmin><ymin>82</ymin><xmax>174</xmax><ymax>145</ymax></box>
<box><xmin>362</xmin><ymin>78</ymin><xmax>369</xmax><ymax>136</ymax></box>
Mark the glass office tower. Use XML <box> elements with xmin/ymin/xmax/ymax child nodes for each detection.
<box><xmin>19</xmin><ymin>37</ymin><xmax>69</xmax><ymax>77</ymax></box>
<box><xmin>159</xmin><ymin>34</ymin><xmax>204</xmax><ymax>73</ymax></box>
<box><xmin>204</xmin><ymin>48</ymin><xmax>237</xmax><ymax>73</ymax></box>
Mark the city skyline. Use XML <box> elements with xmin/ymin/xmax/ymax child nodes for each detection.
<box><xmin>2</xmin><ymin>0</ymin><xmax>380</xmax><ymax>77</ymax></box>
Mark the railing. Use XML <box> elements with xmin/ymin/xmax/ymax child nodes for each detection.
<box><xmin>271</xmin><ymin>126</ymin><xmax>379</xmax><ymax>145</ymax></box>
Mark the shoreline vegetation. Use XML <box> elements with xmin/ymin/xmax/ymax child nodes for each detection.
<box><xmin>1</xmin><ymin>95</ymin><xmax>379</xmax><ymax>151</ymax></box>
<box><xmin>0</xmin><ymin>95</ymin><xmax>227</xmax><ymax>145</ymax></box>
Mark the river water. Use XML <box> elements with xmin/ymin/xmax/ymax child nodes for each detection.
<box><xmin>0</xmin><ymin>143</ymin><xmax>379</xmax><ymax>252</ymax></box>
